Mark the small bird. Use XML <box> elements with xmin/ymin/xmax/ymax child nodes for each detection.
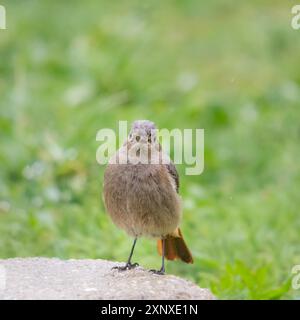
<box><xmin>103</xmin><ymin>120</ymin><xmax>193</xmax><ymax>274</ymax></box>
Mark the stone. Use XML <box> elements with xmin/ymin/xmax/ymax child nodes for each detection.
<box><xmin>0</xmin><ymin>258</ymin><xmax>214</xmax><ymax>300</ymax></box>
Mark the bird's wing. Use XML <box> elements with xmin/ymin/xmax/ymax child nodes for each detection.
<box><xmin>165</xmin><ymin>161</ymin><xmax>179</xmax><ymax>193</ymax></box>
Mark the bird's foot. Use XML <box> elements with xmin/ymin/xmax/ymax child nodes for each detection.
<box><xmin>112</xmin><ymin>262</ymin><xmax>139</xmax><ymax>271</ymax></box>
<box><xmin>149</xmin><ymin>268</ymin><xmax>165</xmax><ymax>275</ymax></box>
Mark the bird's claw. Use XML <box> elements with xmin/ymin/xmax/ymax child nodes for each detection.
<box><xmin>149</xmin><ymin>268</ymin><xmax>165</xmax><ymax>275</ymax></box>
<box><xmin>112</xmin><ymin>262</ymin><xmax>139</xmax><ymax>271</ymax></box>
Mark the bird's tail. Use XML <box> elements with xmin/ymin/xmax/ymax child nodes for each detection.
<box><xmin>157</xmin><ymin>228</ymin><xmax>193</xmax><ymax>264</ymax></box>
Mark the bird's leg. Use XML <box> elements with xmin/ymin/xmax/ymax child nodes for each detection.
<box><xmin>124</xmin><ymin>237</ymin><xmax>139</xmax><ymax>268</ymax></box>
<box><xmin>150</xmin><ymin>238</ymin><xmax>165</xmax><ymax>275</ymax></box>
<box><xmin>112</xmin><ymin>237</ymin><xmax>139</xmax><ymax>271</ymax></box>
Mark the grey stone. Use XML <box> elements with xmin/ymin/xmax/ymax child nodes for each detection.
<box><xmin>0</xmin><ymin>258</ymin><xmax>214</xmax><ymax>300</ymax></box>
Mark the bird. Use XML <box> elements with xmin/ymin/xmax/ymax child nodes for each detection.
<box><xmin>103</xmin><ymin>120</ymin><xmax>193</xmax><ymax>274</ymax></box>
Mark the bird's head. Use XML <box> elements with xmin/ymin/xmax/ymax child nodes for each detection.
<box><xmin>128</xmin><ymin>120</ymin><xmax>157</xmax><ymax>145</ymax></box>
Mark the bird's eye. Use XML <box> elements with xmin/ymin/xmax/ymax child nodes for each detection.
<box><xmin>136</xmin><ymin>135</ymin><xmax>140</xmax><ymax>142</ymax></box>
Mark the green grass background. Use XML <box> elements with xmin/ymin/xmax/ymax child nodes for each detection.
<box><xmin>0</xmin><ymin>0</ymin><xmax>300</xmax><ymax>299</ymax></box>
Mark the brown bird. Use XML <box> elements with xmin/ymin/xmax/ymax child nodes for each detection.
<box><xmin>103</xmin><ymin>120</ymin><xmax>193</xmax><ymax>274</ymax></box>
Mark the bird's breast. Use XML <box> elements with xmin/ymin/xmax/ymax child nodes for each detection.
<box><xmin>103</xmin><ymin>163</ymin><xmax>181</xmax><ymax>237</ymax></box>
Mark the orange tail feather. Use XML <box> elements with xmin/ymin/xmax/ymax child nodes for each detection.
<box><xmin>157</xmin><ymin>228</ymin><xmax>193</xmax><ymax>264</ymax></box>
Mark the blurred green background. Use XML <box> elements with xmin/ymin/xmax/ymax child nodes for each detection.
<box><xmin>0</xmin><ymin>0</ymin><xmax>299</xmax><ymax>299</ymax></box>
